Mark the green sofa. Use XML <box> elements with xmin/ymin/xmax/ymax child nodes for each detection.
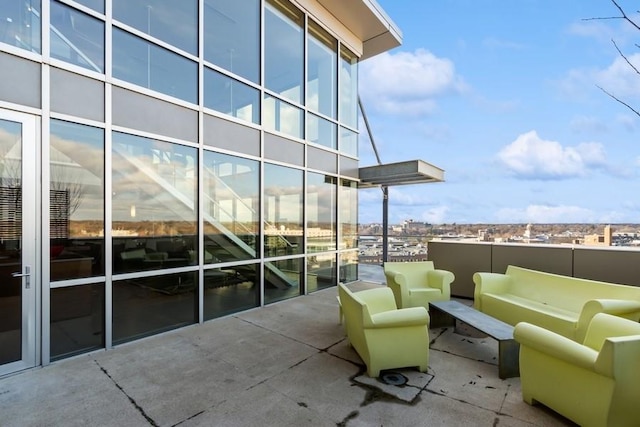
<box><xmin>383</xmin><ymin>261</ymin><xmax>454</xmax><ymax>310</ymax></box>
<box><xmin>514</xmin><ymin>313</ymin><xmax>640</xmax><ymax>426</ymax></box>
<box><xmin>337</xmin><ymin>283</ymin><xmax>430</xmax><ymax>377</ymax></box>
<box><xmin>474</xmin><ymin>265</ymin><xmax>640</xmax><ymax>341</ymax></box>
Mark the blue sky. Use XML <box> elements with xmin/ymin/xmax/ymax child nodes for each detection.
<box><xmin>357</xmin><ymin>0</ymin><xmax>640</xmax><ymax>224</ymax></box>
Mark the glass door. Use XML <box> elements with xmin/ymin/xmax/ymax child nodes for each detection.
<box><xmin>0</xmin><ymin>110</ymin><xmax>37</xmax><ymax>376</ymax></box>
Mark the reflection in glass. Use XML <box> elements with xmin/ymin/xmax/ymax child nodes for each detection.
<box><xmin>113</xmin><ymin>28</ymin><xmax>197</xmax><ymax>104</ymax></box>
<box><xmin>0</xmin><ymin>118</ymin><xmax>23</xmax><ymax>365</ymax></box>
<box><xmin>73</xmin><ymin>0</ymin><xmax>104</xmax><ymax>13</ymax></box>
<box><xmin>204</xmin><ymin>68</ymin><xmax>260</xmax><ymax>124</ymax></box>
<box><xmin>264</xmin><ymin>163</ymin><xmax>303</xmax><ymax>257</ymax></box>
<box><xmin>307</xmin><ymin>20</ymin><xmax>336</xmax><ymax>118</ymax></box>
<box><xmin>339</xmin><ymin>126</ymin><xmax>358</xmax><ymax>157</ymax></box>
<box><xmin>204</xmin><ymin>0</ymin><xmax>259</xmax><ymax>83</ymax></box>
<box><xmin>50</xmin><ymin>0</ymin><xmax>104</xmax><ymax>72</ymax></box>
<box><xmin>113</xmin><ymin>272</ymin><xmax>197</xmax><ymax>344</ymax></box>
<box><xmin>265</xmin><ymin>0</ymin><xmax>303</xmax><ymax>104</ymax></box>
<box><xmin>112</xmin><ymin>132</ymin><xmax>197</xmax><ymax>274</ymax></box>
<box><xmin>203</xmin><ymin>151</ymin><xmax>259</xmax><ymax>263</ymax></box>
<box><xmin>339</xmin><ymin>46</ymin><xmax>358</xmax><ymax>129</ymax></box>
<box><xmin>339</xmin><ymin>179</ymin><xmax>358</xmax><ymax>250</ymax></box>
<box><xmin>264</xmin><ymin>258</ymin><xmax>301</xmax><ymax>304</ymax></box>
<box><xmin>50</xmin><ymin>283</ymin><xmax>104</xmax><ymax>360</ymax></box>
<box><xmin>204</xmin><ymin>264</ymin><xmax>258</xmax><ymax>319</ymax></box>
<box><xmin>307</xmin><ymin>172</ymin><xmax>336</xmax><ymax>253</ymax></box>
<box><xmin>340</xmin><ymin>250</ymin><xmax>358</xmax><ymax>283</ymax></box>
<box><xmin>0</xmin><ymin>0</ymin><xmax>41</xmax><ymax>53</ymax></box>
<box><xmin>113</xmin><ymin>0</ymin><xmax>197</xmax><ymax>54</ymax></box>
<box><xmin>307</xmin><ymin>253</ymin><xmax>335</xmax><ymax>293</ymax></box>
<box><xmin>308</xmin><ymin>114</ymin><xmax>336</xmax><ymax>149</ymax></box>
<box><xmin>263</xmin><ymin>94</ymin><xmax>302</xmax><ymax>139</ymax></box>
<box><xmin>50</xmin><ymin>120</ymin><xmax>104</xmax><ymax>281</ymax></box>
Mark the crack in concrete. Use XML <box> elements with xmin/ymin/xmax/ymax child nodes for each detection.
<box><xmin>95</xmin><ymin>361</ymin><xmax>158</xmax><ymax>427</ymax></box>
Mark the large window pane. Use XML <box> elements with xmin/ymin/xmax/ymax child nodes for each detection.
<box><xmin>204</xmin><ymin>68</ymin><xmax>260</xmax><ymax>124</ymax></box>
<box><xmin>112</xmin><ymin>132</ymin><xmax>197</xmax><ymax>274</ymax></box>
<box><xmin>339</xmin><ymin>179</ymin><xmax>358</xmax><ymax>250</ymax></box>
<box><xmin>265</xmin><ymin>0</ymin><xmax>303</xmax><ymax>104</ymax></box>
<box><xmin>264</xmin><ymin>163</ymin><xmax>303</xmax><ymax>257</ymax></box>
<box><xmin>51</xmin><ymin>0</ymin><xmax>104</xmax><ymax>72</ymax></box>
<box><xmin>307</xmin><ymin>20</ymin><xmax>336</xmax><ymax>118</ymax></box>
<box><xmin>113</xmin><ymin>272</ymin><xmax>197</xmax><ymax>344</ymax></box>
<box><xmin>307</xmin><ymin>172</ymin><xmax>336</xmax><ymax>253</ymax></box>
<box><xmin>340</xmin><ymin>126</ymin><xmax>357</xmax><ymax>157</ymax></box>
<box><xmin>113</xmin><ymin>0</ymin><xmax>197</xmax><ymax>54</ymax></box>
<box><xmin>50</xmin><ymin>283</ymin><xmax>104</xmax><ymax>361</ymax></box>
<box><xmin>203</xmin><ymin>151</ymin><xmax>259</xmax><ymax>263</ymax></box>
<box><xmin>204</xmin><ymin>0</ymin><xmax>259</xmax><ymax>83</ymax></box>
<box><xmin>113</xmin><ymin>28</ymin><xmax>197</xmax><ymax>104</ymax></box>
<box><xmin>264</xmin><ymin>258</ymin><xmax>301</xmax><ymax>304</ymax></box>
<box><xmin>340</xmin><ymin>251</ymin><xmax>358</xmax><ymax>283</ymax></box>
<box><xmin>308</xmin><ymin>114</ymin><xmax>336</xmax><ymax>149</ymax></box>
<box><xmin>50</xmin><ymin>120</ymin><xmax>104</xmax><ymax>281</ymax></box>
<box><xmin>263</xmin><ymin>94</ymin><xmax>302</xmax><ymax>139</ymax></box>
<box><xmin>0</xmin><ymin>0</ymin><xmax>41</xmax><ymax>53</ymax></box>
<box><xmin>204</xmin><ymin>263</ymin><xmax>258</xmax><ymax>320</ymax></box>
<box><xmin>307</xmin><ymin>253</ymin><xmax>335</xmax><ymax>292</ymax></box>
<box><xmin>339</xmin><ymin>46</ymin><xmax>358</xmax><ymax>128</ymax></box>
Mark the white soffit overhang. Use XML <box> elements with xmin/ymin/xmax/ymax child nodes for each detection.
<box><xmin>358</xmin><ymin>160</ymin><xmax>445</xmax><ymax>188</ymax></box>
<box><xmin>316</xmin><ymin>0</ymin><xmax>402</xmax><ymax>59</ymax></box>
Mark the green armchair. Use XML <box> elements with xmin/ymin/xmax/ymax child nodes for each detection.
<box><xmin>514</xmin><ymin>313</ymin><xmax>640</xmax><ymax>427</ymax></box>
<box><xmin>337</xmin><ymin>283</ymin><xmax>430</xmax><ymax>377</ymax></box>
<box><xmin>383</xmin><ymin>261</ymin><xmax>454</xmax><ymax>309</ymax></box>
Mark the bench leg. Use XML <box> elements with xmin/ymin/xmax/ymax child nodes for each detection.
<box><xmin>498</xmin><ymin>339</ymin><xmax>520</xmax><ymax>379</ymax></box>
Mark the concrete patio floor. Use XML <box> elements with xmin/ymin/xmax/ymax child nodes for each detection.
<box><xmin>0</xmin><ymin>272</ymin><xmax>575</xmax><ymax>426</ymax></box>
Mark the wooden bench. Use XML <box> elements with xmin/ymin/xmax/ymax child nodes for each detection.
<box><xmin>430</xmin><ymin>300</ymin><xmax>519</xmax><ymax>379</ymax></box>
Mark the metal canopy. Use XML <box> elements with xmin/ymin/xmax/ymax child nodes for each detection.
<box><xmin>358</xmin><ymin>160</ymin><xmax>444</xmax><ymax>188</ymax></box>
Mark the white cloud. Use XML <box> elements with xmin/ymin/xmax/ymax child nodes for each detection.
<box><xmin>569</xmin><ymin>115</ymin><xmax>608</xmax><ymax>133</ymax></box>
<box><xmin>616</xmin><ymin>113</ymin><xmax>638</xmax><ymax>131</ymax></box>
<box><xmin>595</xmin><ymin>53</ymin><xmax>640</xmax><ymax>99</ymax></box>
<box><xmin>495</xmin><ymin>204</ymin><xmax>596</xmax><ymax>223</ymax></box>
<box><xmin>420</xmin><ymin>206</ymin><xmax>449</xmax><ymax>224</ymax></box>
<box><xmin>497</xmin><ymin>131</ymin><xmax>607</xmax><ymax>179</ymax></box>
<box><xmin>359</xmin><ymin>49</ymin><xmax>467</xmax><ymax>115</ymax></box>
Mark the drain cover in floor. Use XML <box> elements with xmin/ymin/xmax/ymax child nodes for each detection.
<box><xmin>380</xmin><ymin>372</ymin><xmax>407</xmax><ymax>386</ymax></box>
<box><xmin>354</xmin><ymin>369</ymin><xmax>433</xmax><ymax>403</ymax></box>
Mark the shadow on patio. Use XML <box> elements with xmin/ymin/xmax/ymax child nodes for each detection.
<box><xmin>0</xmin><ymin>266</ymin><xmax>574</xmax><ymax>426</ymax></box>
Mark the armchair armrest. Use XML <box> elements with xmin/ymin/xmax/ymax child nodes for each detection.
<box><xmin>384</xmin><ymin>271</ymin><xmax>410</xmax><ymax>308</ymax></box>
<box><xmin>473</xmin><ymin>272</ymin><xmax>511</xmax><ymax>309</ymax></box>
<box><xmin>426</xmin><ymin>269</ymin><xmax>454</xmax><ymax>298</ymax></box>
<box><xmin>366</xmin><ymin>307</ymin><xmax>429</xmax><ymax>329</ymax></box>
<box><xmin>514</xmin><ymin>322</ymin><xmax>598</xmax><ymax>370</ymax></box>
<box><xmin>355</xmin><ymin>287</ymin><xmax>398</xmax><ymax>314</ymax></box>
<box><xmin>577</xmin><ymin>299</ymin><xmax>640</xmax><ymax>342</ymax></box>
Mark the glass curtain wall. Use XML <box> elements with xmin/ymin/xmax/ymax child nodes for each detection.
<box><xmin>0</xmin><ymin>0</ymin><xmax>41</xmax><ymax>53</ymax></box>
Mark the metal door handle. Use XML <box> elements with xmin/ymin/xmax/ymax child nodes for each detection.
<box><xmin>11</xmin><ymin>266</ymin><xmax>30</xmax><ymax>289</ymax></box>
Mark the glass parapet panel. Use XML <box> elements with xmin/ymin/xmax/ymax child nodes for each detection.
<box><xmin>204</xmin><ymin>68</ymin><xmax>260</xmax><ymax>124</ymax></box>
<box><xmin>264</xmin><ymin>258</ymin><xmax>301</xmax><ymax>304</ymax></box>
<box><xmin>264</xmin><ymin>0</ymin><xmax>303</xmax><ymax>105</ymax></box>
<box><xmin>263</xmin><ymin>163</ymin><xmax>303</xmax><ymax>256</ymax></box>
<box><xmin>307</xmin><ymin>253</ymin><xmax>336</xmax><ymax>292</ymax></box>
<box><xmin>111</xmin><ymin>132</ymin><xmax>197</xmax><ymax>274</ymax></box>
<box><xmin>50</xmin><ymin>0</ymin><xmax>104</xmax><ymax>73</ymax></box>
<box><xmin>307</xmin><ymin>20</ymin><xmax>336</xmax><ymax>119</ymax></box>
<box><xmin>339</xmin><ymin>250</ymin><xmax>358</xmax><ymax>283</ymax></box>
<box><xmin>113</xmin><ymin>0</ymin><xmax>197</xmax><ymax>55</ymax></box>
<box><xmin>112</xmin><ymin>272</ymin><xmax>197</xmax><ymax>344</ymax></box>
<box><xmin>307</xmin><ymin>172</ymin><xmax>336</xmax><ymax>253</ymax></box>
<box><xmin>204</xmin><ymin>0</ymin><xmax>260</xmax><ymax>83</ymax></box>
<box><xmin>50</xmin><ymin>119</ymin><xmax>105</xmax><ymax>281</ymax></box>
<box><xmin>204</xmin><ymin>263</ymin><xmax>258</xmax><ymax>320</ymax></box>
<box><xmin>0</xmin><ymin>0</ymin><xmax>41</xmax><ymax>53</ymax></box>
<box><xmin>50</xmin><ymin>283</ymin><xmax>104</xmax><ymax>361</ymax></box>
<box><xmin>112</xmin><ymin>27</ymin><xmax>197</xmax><ymax>104</ymax></box>
<box><xmin>203</xmin><ymin>151</ymin><xmax>259</xmax><ymax>263</ymax></box>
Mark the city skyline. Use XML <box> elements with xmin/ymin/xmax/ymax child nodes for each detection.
<box><xmin>358</xmin><ymin>0</ymin><xmax>640</xmax><ymax>225</ymax></box>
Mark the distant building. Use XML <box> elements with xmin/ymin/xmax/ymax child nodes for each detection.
<box><xmin>584</xmin><ymin>225</ymin><xmax>613</xmax><ymax>246</ymax></box>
